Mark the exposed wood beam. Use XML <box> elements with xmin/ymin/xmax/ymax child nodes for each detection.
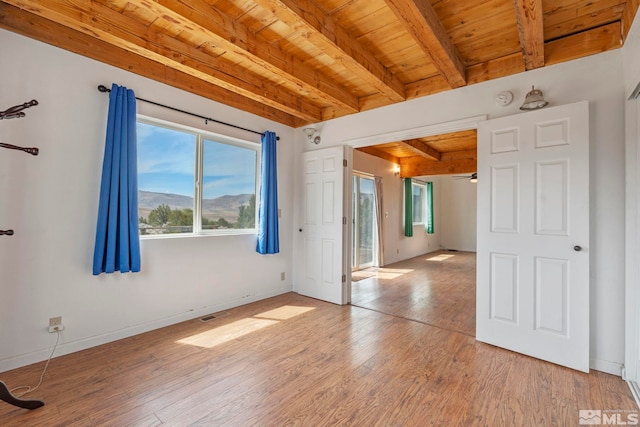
<box><xmin>367</xmin><ymin>17</ymin><xmax>619</xmax><ymax>112</ymax></box>
<box><xmin>367</xmin><ymin>53</ymin><xmax>525</xmax><ymax>111</ymax></box>
<box><xmin>543</xmin><ymin>1</ymin><xmax>625</xmax><ymax>42</ymax></box>
<box><xmin>384</xmin><ymin>0</ymin><xmax>466</xmax><ymax>88</ymax></box>
<box><xmin>401</xmin><ymin>153</ymin><xmax>476</xmax><ymax>177</ymax></box>
<box><xmin>440</xmin><ymin>149</ymin><xmax>477</xmax><ymax>162</ymax></box>
<box><xmin>622</xmin><ymin>0</ymin><xmax>640</xmax><ymax>41</ymax></box>
<box><xmin>545</xmin><ymin>22</ymin><xmax>622</xmax><ymax>66</ymax></box>
<box><xmin>402</xmin><ymin>21</ymin><xmax>619</xmax><ymax>106</ymax></box>
<box><xmin>4</xmin><ymin>0</ymin><xmax>322</xmax><ymax>122</ymax></box>
<box><xmin>512</xmin><ymin>0</ymin><xmax>545</xmax><ymax>70</ymax></box>
<box><xmin>466</xmin><ymin>53</ymin><xmax>526</xmax><ymax>85</ymax></box>
<box><xmin>144</xmin><ymin>0</ymin><xmax>359</xmax><ymax>114</ymax></box>
<box><xmin>252</xmin><ymin>0</ymin><xmax>406</xmax><ymax>102</ymax></box>
<box><xmin>403</xmin><ymin>75</ymin><xmax>450</xmax><ymax>102</ymax></box>
<box><xmin>355</xmin><ymin>147</ymin><xmax>400</xmax><ymax>165</ymax></box>
<box><xmin>401</xmin><ymin>139</ymin><xmax>441</xmax><ymax>161</ymax></box>
<box><xmin>0</xmin><ymin>3</ymin><xmax>304</xmax><ymax>127</ymax></box>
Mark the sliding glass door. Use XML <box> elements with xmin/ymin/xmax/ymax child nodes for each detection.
<box><xmin>352</xmin><ymin>173</ymin><xmax>376</xmax><ymax>270</ymax></box>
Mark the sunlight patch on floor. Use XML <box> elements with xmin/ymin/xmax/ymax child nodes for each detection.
<box><xmin>357</xmin><ymin>267</ymin><xmax>413</xmax><ymax>280</ymax></box>
<box><xmin>254</xmin><ymin>305</ymin><xmax>316</xmax><ymax>320</ymax></box>
<box><xmin>427</xmin><ymin>254</ymin><xmax>455</xmax><ymax>262</ymax></box>
<box><xmin>177</xmin><ymin>305</ymin><xmax>316</xmax><ymax>348</ymax></box>
<box><xmin>352</xmin><ymin>270</ymin><xmax>376</xmax><ymax>281</ymax></box>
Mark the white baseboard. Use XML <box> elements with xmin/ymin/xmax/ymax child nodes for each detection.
<box><xmin>0</xmin><ymin>285</ymin><xmax>292</xmax><ymax>373</ymax></box>
<box><xmin>590</xmin><ymin>358</ymin><xmax>624</xmax><ymax>376</ymax></box>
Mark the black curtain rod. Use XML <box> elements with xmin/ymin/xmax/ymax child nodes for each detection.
<box><xmin>97</xmin><ymin>85</ymin><xmax>278</xmax><ymax>140</ymax></box>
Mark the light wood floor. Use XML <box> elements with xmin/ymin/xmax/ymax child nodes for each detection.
<box><xmin>1</xmin><ymin>275</ymin><xmax>637</xmax><ymax>425</ymax></box>
<box><xmin>352</xmin><ymin>250</ymin><xmax>476</xmax><ymax>336</ymax></box>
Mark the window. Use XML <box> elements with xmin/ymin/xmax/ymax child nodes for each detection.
<box><xmin>405</xmin><ymin>180</ymin><xmax>434</xmax><ymax>234</ymax></box>
<box><xmin>412</xmin><ymin>182</ymin><xmax>426</xmax><ymax>225</ymax></box>
<box><xmin>137</xmin><ymin>117</ymin><xmax>259</xmax><ymax>236</ymax></box>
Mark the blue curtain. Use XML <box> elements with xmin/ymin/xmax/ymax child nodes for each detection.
<box><xmin>256</xmin><ymin>131</ymin><xmax>279</xmax><ymax>254</ymax></box>
<box><xmin>92</xmin><ymin>84</ymin><xmax>141</xmax><ymax>275</ymax></box>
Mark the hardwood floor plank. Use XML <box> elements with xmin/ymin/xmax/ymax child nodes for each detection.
<box><xmin>221</xmin><ymin>315</ymin><xmax>417</xmax><ymax>426</ymax></box>
<box><xmin>352</xmin><ymin>250</ymin><xmax>476</xmax><ymax>336</ymax></box>
<box><xmin>597</xmin><ymin>370</ymin><xmax>637</xmax><ymax>410</ymax></box>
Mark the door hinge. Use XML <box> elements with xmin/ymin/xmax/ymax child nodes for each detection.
<box><xmin>342</xmin><ymin>274</ymin><xmax>346</xmax><ymax>283</ymax></box>
<box><xmin>343</xmin><ymin>159</ymin><xmax>347</xmax><ymax>167</ymax></box>
<box><xmin>343</xmin><ymin>216</ymin><xmax>346</xmax><ymax>225</ymax></box>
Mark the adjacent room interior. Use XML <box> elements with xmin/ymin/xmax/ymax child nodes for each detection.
<box><xmin>350</xmin><ymin>140</ymin><xmax>478</xmax><ymax>335</ymax></box>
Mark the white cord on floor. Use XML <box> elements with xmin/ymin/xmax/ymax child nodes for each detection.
<box><xmin>10</xmin><ymin>329</ymin><xmax>60</xmax><ymax>397</ymax></box>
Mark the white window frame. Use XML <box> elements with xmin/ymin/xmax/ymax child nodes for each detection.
<box><xmin>412</xmin><ymin>181</ymin><xmax>426</xmax><ymax>226</ymax></box>
<box><xmin>137</xmin><ymin>115</ymin><xmax>261</xmax><ymax>238</ymax></box>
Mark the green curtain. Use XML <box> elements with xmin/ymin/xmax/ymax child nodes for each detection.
<box><xmin>426</xmin><ymin>181</ymin><xmax>434</xmax><ymax>234</ymax></box>
<box><xmin>404</xmin><ymin>178</ymin><xmax>413</xmax><ymax>237</ymax></box>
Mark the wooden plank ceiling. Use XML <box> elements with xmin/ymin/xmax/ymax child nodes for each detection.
<box><xmin>0</xmin><ymin>0</ymin><xmax>636</xmax><ymax>176</ymax></box>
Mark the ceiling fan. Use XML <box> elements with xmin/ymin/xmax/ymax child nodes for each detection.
<box><xmin>452</xmin><ymin>172</ymin><xmax>477</xmax><ymax>183</ymax></box>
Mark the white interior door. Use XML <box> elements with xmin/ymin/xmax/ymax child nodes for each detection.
<box><xmin>298</xmin><ymin>146</ymin><xmax>347</xmax><ymax>305</ymax></box>
<box><xmin>476</xmin><ymin>101</ymin><xmax>590</xmax><ymax>372</ymax></box>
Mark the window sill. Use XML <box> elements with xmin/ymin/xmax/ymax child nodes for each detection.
<box><xmin>140</xmin><ymin>230</ymin><xmax>258</xmax><ymax>240</ymax></box>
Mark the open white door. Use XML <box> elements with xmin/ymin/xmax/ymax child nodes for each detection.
<box><xmin>298</xmin><ymin>146</ymin><xmax>348</xmax><ymax>305</ymax></box>
<box><xmin>476</xmin><ymin>101</ymin><xmax>590</xmax><ymax>372</ymax></box>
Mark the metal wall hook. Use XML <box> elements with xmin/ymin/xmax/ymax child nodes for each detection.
<box><xmin>0</xmin><ymin>142</ymin><xmax>39</xmax><ymax>156</ymax></box>
<box><xmin>0</xmin><ymin>100</ymin><xmax>38</xmax><ymax>120</ymax></box>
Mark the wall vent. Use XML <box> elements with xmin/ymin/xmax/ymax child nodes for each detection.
<box><xmin>200</xmin><ymin>311</ymin><xmax>229</xmax><ymax>322</ymax></box>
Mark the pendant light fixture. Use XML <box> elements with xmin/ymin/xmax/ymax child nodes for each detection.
<box><xmin>520</xmin><ymin>86</ymin><xmax>549</xmax><ymax>111</ymax></box>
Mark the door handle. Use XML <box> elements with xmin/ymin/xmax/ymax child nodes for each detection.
<box><xmin>299</xmin><ymin>228</ymin><xmax>303</xmax><ymax>232</ymax></box>
<box><xmin>573</xmin><ymin>245</ymin><xmax>582</xmax><ymax>252</ymax></box>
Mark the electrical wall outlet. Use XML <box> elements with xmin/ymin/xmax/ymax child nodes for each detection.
<box><xmin>49</xmin><ymin>316</ymin><xmax>64</xmax><ymax>333</ymax></box>
<box><xmin>280</xmin><ymin>272</ymin><xmax>285</xmax><ymax>281</ymax></box>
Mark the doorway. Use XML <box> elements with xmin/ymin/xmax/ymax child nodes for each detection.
<box><xmin>349</xmin><ymin>173</ymin><xmax>478</xmax><ymax>336</ymax></box>
<box><xmin>344</xmin><ymin>117</ymin><xmax>484</xmax><ymax>328</ymax></box>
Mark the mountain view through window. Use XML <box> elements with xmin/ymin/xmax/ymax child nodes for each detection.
<box><xmin>137</xmin><ymin>120</ymin><xmax>258</xmax><ymax>235</ymax></box>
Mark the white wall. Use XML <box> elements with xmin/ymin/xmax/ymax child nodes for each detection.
<box><xmin>352</xmin><ymin>150</ymin><xmax>441</xmax><ymax>265</ymax></box>
<box><xmin>295</xmin><ymin>49</ymin><xmax>626</xmax><ymax>374</ymax></box>
<box><xmin>623</xmin><ymin>11</ymin><xmax>640</xmax><ymax>387</ymax></box>
<box><xmin>0</xmin><ymin>29</ymin><xmax>295</xmax><ymax>372</ymax></box>
<box><xmin>440</xmin><ymin>176</ymin><xmax>477</xmax><ymax>252</ymax></box>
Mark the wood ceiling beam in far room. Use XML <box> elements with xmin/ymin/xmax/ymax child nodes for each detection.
<box><xmin>148</xmin><ymin>0</ymin><xmax>359</xmax><ymax>114</ymax></box>
<box><xmin>3</xmin><ymin>0</ymin><xmax>323</xmax><ymax>122</ymax></box>
<box><xmin>253</xmin><ymin>0</ymin><xmax>406</xmax><ymax>102</ymax></box>
<box><xmin>440</xmin><ymin>149</ymin><xmax>477</xmax><ymax>162</ymax></box>
<box><xmin>401</xmin><ymin>154</ymin><xmax>476</xmax><ymax>177</ymax></box>
<box><xmin>356</xmin><ymin>146</ymin><xmax>400</xmax><ymax>165</ymax></box>
<box><xmin>384</xmin><ymin>0</ymin><xmax>466</xmax><ymax>88</ymax></box>
<box><xmin>0</xmin><ymin>4</ymin><xmax>305</xmax><ymax>127</ymax></box>
<box><xmin>512</xmin><ymin>0</ymin><xmax>545</xmax><ymax>70</ymax></box>
<box><xmin>401</xmin><ymin>139</ymin><xmax>442</xmax><ymax>161</ymax></box>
